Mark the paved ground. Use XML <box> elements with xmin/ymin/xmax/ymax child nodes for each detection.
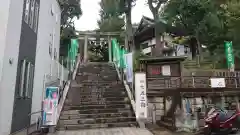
<box><xmin>147</xmin><ymin>125</ymin><xmax>197</xmax><ymax>135</ymax></box>
<box><xmin>47</xmin><ymin>127</ymin><xmax>153</xmax><ymax>135</ymax></box>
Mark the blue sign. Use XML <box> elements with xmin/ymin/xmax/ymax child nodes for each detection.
<box><xmin>42</xmin><ymin>87</ymin><xmax>59</xmax><ymax>126</ymax></box>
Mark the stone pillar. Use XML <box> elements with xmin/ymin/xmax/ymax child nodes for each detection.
<box><xmin>108</xmin><ymin>36</ymin><xmax>112</xmax><ymax>62</ymax></box>
<box><xmin>84</xmin><ymin>35</ymin><xmax>88</xmax><ymax>63</ymax></box>
<box><xmin>235</xmin><ymin>96</ymin><xmax>239</xmax><ymax>110</ymax></box>
<box><xmin>221</xmin><ymin>94</ymin><xmax>225</xmax><ymax>109</ymax></box>
<box><xmin>125</xmin><ymin>34</ymin><xmax>128</xmax><ymax>51</ymax></box>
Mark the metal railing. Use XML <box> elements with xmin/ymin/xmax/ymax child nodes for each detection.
<box><xmin>26</xmin><ymin>110</ymin><xmax>44</xmax><ymax>135</ymax></box>
<box><xmin>147</xmin><ymin>76</ymin><xmax>240</xmax><ymax>89</ymax></box>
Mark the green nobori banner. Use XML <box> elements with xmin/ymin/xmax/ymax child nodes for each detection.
<box><xmin>224</xmin><ymin>41</ymin><xmax>235</xmax><ymax>71</ymax></box>
<box><xmin>111</xmin><ymin>39</ymin><xmax>126</xmax><ymax>68</ymax></box>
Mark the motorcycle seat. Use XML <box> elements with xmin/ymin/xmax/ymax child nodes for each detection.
<box><xmin>218</xmin><ymin>111</ymin><xmax>235</xmax><ymax>122</ymax></box>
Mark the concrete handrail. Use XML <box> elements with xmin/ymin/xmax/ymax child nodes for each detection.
<box><xmin>56</xmin><ymin>54</ymin><xmax>81</xmax><ymax>124</ymax></box>
<box><xmin>113</xmin><ymin>62</ymin><xmax>146</xmax><ymax>128</ymax></box>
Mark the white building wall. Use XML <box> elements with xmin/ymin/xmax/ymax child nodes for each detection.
<box><xmin>0</xmin><ymin>0</ymin><xmax>24</xmax><ymax>134</ymax></box>
<box><xmin>0</xmin><ymin>0</ymin><xmax>11</xmax><ymax>84</ymax></box>
<box><xmin>141</xmin><ymin>37</ymin><xmax>192</xmax><ymax>58</ymax></box>
<box><xmin>31</xmin><ymin>0</ymin><xmax>61</xmax><ymax>124</ymax></box>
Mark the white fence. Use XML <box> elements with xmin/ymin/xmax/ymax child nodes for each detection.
<box><xmin>45</xmin><ymin>60</ymin><xmax>69</xmax><ymax>87</ymax></box>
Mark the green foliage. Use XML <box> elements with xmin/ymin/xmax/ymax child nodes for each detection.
<box><xmin>163</xmin><ymin>0</ymin><xmax>220</xmax><ymax>56</ymax></box>
<box><xmin>163</xmin><ymin>0</ymin><xmax>240</xmax><ymax>69</ymax></box>
<box><xmin>163</xmin><ymin>0</ymin><xmax>221</xmax><ymax>37</ymax></box>
<box><xmin>118</xmin><ymin>0</ymin><xmax>137</xmax><ymax>13</ymax></box>
<box><xmin>224</xmin><ymin>0</ymin><xmax>240</xmax><ymax>49</ymax></box>
<box><xmin>58</xmin><ymin>0</ymin><xmax>82</xmax><ymax>57</ymax></box>
<box><xmin>88</xmin><ymin>42</ymin><xmax>109</xmax><ymax>62</ymax></box>
<box><xmin>87</xmin><ymin>0</ymin><xmax>125</xmax><ymax>61</ymax></box>
<box><xmin>98</xmin><ymin>17</ymin><xmax>125</xmax><ymax>32</ymax></box>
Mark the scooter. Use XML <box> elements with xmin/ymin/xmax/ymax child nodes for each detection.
<box><xmin>204</xmin><ymin>107</ymin><xmax>240</xmax><ymax>135</ymax></box>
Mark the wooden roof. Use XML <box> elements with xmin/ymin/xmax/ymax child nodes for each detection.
<box><xmin>134</xmin><ymin>16</ymin><xmax>187</xmax><ymax>43</ymax></box>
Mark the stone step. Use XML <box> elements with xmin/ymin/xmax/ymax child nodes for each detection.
<box><xmin>157</xmin><ymin>120</ymin><xmax>175</xmax><ymax>131</ymax></box>
<box><xmin>76</xmin><ymin>74</ymin><xmax>118</xmax><ymax>79</ymax></box>
<box><xmin>74</xmin><ymin>80</ymin><xmax>120</xmax><ymax>84</ymax></box>
<box><xmin>77</xmin><ymin>70</ymin><xmax>117</xmax><ymax>73</ymax></box>
<box><xmin>72</xmin><ymin>88</ymin><xmax>126</xmax><ymax>93</ymax></box>
<box><xmin>77</xmin><ymin>71</ymin><xmax>118</xmax><ymax>75</ymax></box>
<box><xmin>63</xmin><ymin>104</ymin><xmax>131</xmax><ymax>110</ymax></box>
<box><xmin>66</xmin><ymin>91</ymin><xmax>127</xmax><ymax>99</ymax></box>
<box><xmin>65</xmin><ymin>100</ymin><xmax>130</xmax><ymax>106</ymax></box>
<box><xmin>79</xmin><ymin>64</ymin><xmax>115</xmax><ymax>68</ymax></box>
<box><xmin>60</xmin><ymin>112</ymin><xmax>135</xmax><ymax>120</ymax></box>
<box><xmin>65</xmin><ymin>98</ymin><xmax>129</xmax><ymax>104</ymax></box>
<box><xmin>71</xmin><ymin>83</ymin><xmax>124</xmax><ymax>88</ymax></box>
<box><xmin>76</xmin><ymin>78</ymin><xmax>119</xmax><ymax>82</ymax></box>
<box><xmin>61</xmin><ymin>108</ymin><xmax>133</xmax><ymax>115</ymax></box>
<box><xmin>66</xmin><ymin>97</ymin><xmax>128</xmax><ymax>102</ymax></box>
<box><xmin>58</xmin><ymin>63</ymin><xmax>136</xmax><ymax>130</ymax></box>
<box><xmin>162</xmin><ymin>116</ymin><xmax>174</xmax><ymax>123</ymax></box>
<box><xmin>70</xmin><ymin>92</ymin><xmax>127</xmax><ymax>98</ymax></box>
<box><xmin>77</xmin><ymin>70</ymin><xmax>117</xmax><ymax>74</ymax></box>
<box><xmin>70</xmin><ymin>86</ymin><xmax>125</xmax><ymax>91</ymax></box>
<box><xmin>58</xmin><ymin>117</ymin><xmax>136</xmax><ymax>125</ymax></box>
<box><xmin>57</xmin><ymin>121</ymin><xmax>137</xmax><ymax>130</ymax></box>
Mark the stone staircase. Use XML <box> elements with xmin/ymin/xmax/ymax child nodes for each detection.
<box><xmin>57</xmin><ymin>63</ymin><xmax>137</xmax><ymax>130</ymax></box>
<box><xmin>183</xmin><ymin>59</ymin><xmax>214</xmax><ymax>69</ymax></box>
<box><xmin>157</xmin><ymin>116</ymin><xmax>176</xmax><ymax>131</ymax></box>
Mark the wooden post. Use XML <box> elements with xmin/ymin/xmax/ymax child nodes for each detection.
<box><xmin>84</xmin><ymin>35</ymin><xmax>88</xmax><ymax>63</ymax></box>
<box><xmin>235</xmin><ymin>96</ymin><xmax>239</xmax><ymax>110</ymax></box>
<box><xmin>221</xmin><ymin>93</ymin><xmax>225</xmax><ymax>109</ymax></box>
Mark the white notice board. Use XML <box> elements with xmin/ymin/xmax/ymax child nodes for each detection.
<box><xmin>210</xmin><ymin>78</ymin><xmax>226</xmax><ymax>88</ymax></box>
<box><xmin>162</xmin><ymin>65</ymin><xmax>171</xmax><ymax>76</ymax></box>
<box><xmin>135</xmin><ymin>72</ymin><xmax>148</xmax><ymax>119</ymax></box>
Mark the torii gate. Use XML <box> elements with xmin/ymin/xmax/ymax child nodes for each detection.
<box><xmin>76</xmin><ymin>31</ymin><xmax>125</xmax><ymax>63</ymax></box>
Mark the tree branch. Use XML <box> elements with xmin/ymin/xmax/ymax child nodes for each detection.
<box><xmin>148</xmin><ymin>0</ymin><xmax>155</xmax><ymax>13</ymax></box>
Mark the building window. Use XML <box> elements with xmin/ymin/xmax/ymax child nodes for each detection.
<box><xmin>51</xmin><ymin>6</ymin><xmax>54</xmax><ymax>16</ymax></box>
<box><xmin>34</xmin><ymin>2</ymin><xmax>39</xmax><ymax>32</ymax></box>
<box><xmin>19</xmin><ymin>60</ymin><xmax>34</xmax><ymax>98</ymax></box>
<box><xmin>49</xmin><ymin>43</ymin><xmax>52</xmax><ymax>56</ymax></box>
<box><xmin>24</xmin><ymin>0</ymin><xmax>31</xmax><ymax>23</ymax></box>
<box><xmin>54</xmin><ymin>48</ymin><xmax>57</xmax><ymax>59</ymax></box>
<box><xmin>29</xmin><ymin>0</ymin><xmax>35</xmax><ymax>28</ymax></box>
<box><xmin>19</xmin><ymin>60</ymin><xmax>26</xmax><ymax>97</ymax></box>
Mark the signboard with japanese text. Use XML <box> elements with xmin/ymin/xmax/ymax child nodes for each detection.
<box><xmin>224</xmin><ymin>41</ymin><xmax>235</xmax><ymax>71</ymax></box>
<box><xmin>42</xmin><ymin>87</ymin><xmax>59</xmax><ymax>126</ymax></box>
<box><xmin>210</xmin><ymin>78</ymin><xmax>226</xmax><ymax>88</ymax></box>
<box><xmin>135</xmin><ymin>72</ymin><xmax>148</xmax><ymax>119</ymax></box>
<box><xmin>147</xmin><ymin>65</ymin><xmax>161</xmax><ymax>76</ymax></box>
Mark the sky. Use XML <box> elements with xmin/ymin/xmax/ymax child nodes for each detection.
<box><xmin>74</xmin><ymin>0</ymin><xmax>153</xmax><ymax>31</ymax></box>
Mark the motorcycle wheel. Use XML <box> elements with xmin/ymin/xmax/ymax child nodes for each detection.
<box><xmin>210</xmin><ymin>128</ymin><xmax>231</xmax><ymax>135</ymax></box>
<box><xmin>204</xmin><ymin>127</ymin><xmax>212</xmax><ymax>135</ymax></box>
<box><xmin>231</xmin><ymin>119</ymin><xmax>240</xmax><ymax>134</ymax></box>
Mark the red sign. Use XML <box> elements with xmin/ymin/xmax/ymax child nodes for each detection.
<box><xmin>148</xmin><ymin>66</ymin><xmax>161</xmax><ymax>75</ymax></box>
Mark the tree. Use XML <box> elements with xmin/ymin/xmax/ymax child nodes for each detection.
<box><xmin>88</xmin><ymin>0</ymin><xmax>125</xmax><ymax>62</ymax></box>
<box><xmin>163</xmin><ymin>0</ymin><xmax>221</xmax><ymax>59</ymax></box>
<box><xmin>118</xmin><ymin>0</ymin><xmax>137</xmax><ymax>51</ymax></box>
<box><xmin>58</xmin><ymin>0</ymin><xmax>82</xmax><ymax>57</ymax></box>
<box><xmin>98</xmin><ymin>0</ymin><xmax>125</xmax><ymax>32</ymax></box>
<box><xmin>147</xmin><ymin>0</ymin><xmax>168</xmax><ymax>56</ymax></box>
